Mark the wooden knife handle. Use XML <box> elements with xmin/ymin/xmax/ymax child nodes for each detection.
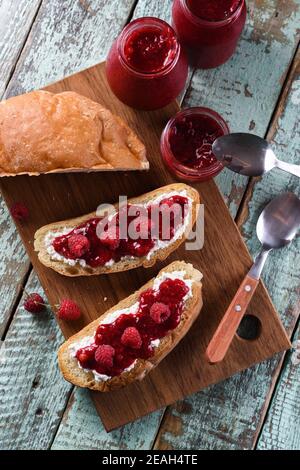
<box><xmin>206</xmin><ymin>275</ymin><xmax>259</xmax><ymax>364</ymax></box>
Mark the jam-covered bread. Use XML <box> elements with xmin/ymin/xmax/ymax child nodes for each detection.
<box><xmin>58</xmin><ymin>261</ymin><xmax>203</xmax><ymax>391</ymax></box>
<box><xmin>0</xmin><ymin>90</ymin><xmax>148</xmax><ymax>176</ymax></box>
<box><xmin>34</xmin><ymin>183</ymin><xmax>200</xmax><ymax>277</ymax></box>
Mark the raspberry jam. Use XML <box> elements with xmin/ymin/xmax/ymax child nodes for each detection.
<box><xmin>187</xmin><ymin>0</ymin><xmax>241</xmax><ymax>21</ymax></box>
<box><xmin>106</xmin><ymin>17</ymin><xmax>188</xmax><ymax>110</ymax></box>
<box><xmin>172</xmin><ymin>0</ymin><xmax>246</xmax><ymax>69</ymax></box>
<box><xmin>75</xmin><ymin>277</ymin><xmax>190</xmax><ymax>377</ymax></box>
<box><xmin>52</xmin><ymin>195</ymin><xmax>188</xmax><ymax>267</ymax></box>
<box><xmin>124</xmin><ymin>25</ymin><xmax>178</xmax><ymax>74</ymax></box>
<box><xmin>161</xmin><ymin>107</ymin><xmax>229</xmax><ymax>182</ymax></box>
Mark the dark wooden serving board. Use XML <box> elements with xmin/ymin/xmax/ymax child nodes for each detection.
<box><xmin>0</xmin><ymin>62</ymin><xmax>290</xmax><ymax>431</ymax></box>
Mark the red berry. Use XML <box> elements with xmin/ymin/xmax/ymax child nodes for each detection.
<box><xmin>150</xmin><ymin>302</ymin><xmax>171</xmax><ymax>324</ymax></box>
<box><xmin>132</xmin><ymin>216</ymin><xmax>153</xmax><ymax>239</ymax></box>
<box><xmin>67</xmin><ymin>234</ymin><xmax>90</xmax><ymax>258</ymax></box>
<box><xmin>76</xmin><ymin>345</ymin><xmax>97</xmax><ymax>364</ymax></box>
<box><xmin>57</xmin><ymin>299</ymin><xmax>81</xmax><ymax>321</ymax></box>
<box><xmin>121</xmin><ymin>327</ymin><xmax>142</xmax><ymax>349</ymax></box>
<box><xmin>10</xmin><ymin>202</ymin><xmax>29</xmax><ymax>222</ymax></box>
<box><xmin>24</xmin><ymin>293</ymin><xmax>45</xmax><ymax>313</ymax></box>
<box><xmin>99</xmin><ymin>226</ymin><xmax>120</xmax><ymax>250</ymax></box>
<box><xmin>95</xmin><ymin>344</ymin><xmax>115</xmax><ymax>369</ymax></box>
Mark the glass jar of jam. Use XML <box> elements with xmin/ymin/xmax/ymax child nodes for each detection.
<box><xmin>106</xmin><ymin>17</ymin><xmax>188</xmax><ymax>110</ymax></box>
<box><xmin>160</xmin><ymin>107</ymin><xmax>229</xmax><ymax>182</ymax></box>
<box><xmin>172</xmin><ymin>0</ymin><xmax>247</xmax><ymax>69</ymax></box>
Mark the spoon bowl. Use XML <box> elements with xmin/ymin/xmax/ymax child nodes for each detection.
<box><xmin>213</xmin><ymin>133</ymin><xmax>300</xmax><ymax>178</ymax></box>
<box><xmin>257</xmin><ymin>192</ymin><xmax>300</xmax><ymax>250</ymax></box>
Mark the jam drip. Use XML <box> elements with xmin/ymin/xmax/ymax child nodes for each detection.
<box><xmin>75</xmin><ymin>277</ymin><xmax>190</xmax><ymax>377</ymax></box>
<box><xmin>168</xmin><ymin>114</ymin><xmax>223</xmax><ymax>170</ymax></box>
<box><xmin>52</xmin><ymin>195</ymin><xmax>188</xmax><ymax>268</ymax></box>
<box><xmin>124</xmin><ymin>26</ymin><xmax>178</xmax><ymax>73</ymax></box>
<box><xmin>187</xmin><ymin>0</ymin><xmax>241</xmax><ymax>21</ymax></box>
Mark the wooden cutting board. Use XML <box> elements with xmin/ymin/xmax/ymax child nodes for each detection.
<box><xmin>0</xmin><ymin>62</ymin><xmax>290</xmax><ymax>431</ymax></box>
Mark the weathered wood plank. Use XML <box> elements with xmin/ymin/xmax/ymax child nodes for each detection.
<box><xmin>257</xmin><ymin>321</ymin><xmax>300</xmax><ymax>450</ymax></box>
<box><xmin>5</xmin><ymin>0</ymin><xmax>136</xmax><ymax>97</ymax></box>
<box><xmin>52</xmin><ymin>389</ymin><xmax>162</xmax><ymax>450</ymax></box>
<box><xmin>154</xmin><ymin>42</ymin><xmax>300</xmax><ymax>451</ymax></box>
<box><xmin>183</xmin><ymin>0</ymin><xmax>300</xmax><ymax>216</ymax></box>
<box><xmin>0</xmin><ymin>1</ymin><xmax>298</xmax><ymax>450</ymax></box>
<box><xmin>0</xmin><ymin>200</ymin><xmax>30</xmax><ymax>337</ymax></box>
<box><xmin>0</xmin><ymin>272</ymin><xmax>72</xmax><ymax>450</ymax></box>
<box><xmin>0</xmin><ymin>0</ymin><xmax>42</xmax><ymax>97</ymax></box>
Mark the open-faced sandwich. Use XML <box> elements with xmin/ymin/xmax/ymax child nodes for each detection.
<box><xmin>34</xmin><ymin>183</ymin><xmax>200</xmax><ymax>277</ymax></box>
<box><xmin>0</xmin><ymin>90</ymin><xmax>148</xmax><ymax>176</ymax></box>
<box><xmin>58</xmin><ymin>261</ymin><xmax>203</xmax><ymax>391</ymax></box>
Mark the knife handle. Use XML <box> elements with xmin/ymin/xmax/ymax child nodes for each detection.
<box><xmin>206</xmin><ymin>275</ymin><xmax>259</xmax><ymax>364</ymax></box>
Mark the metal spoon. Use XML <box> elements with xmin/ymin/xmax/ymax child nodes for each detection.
<box><xmin>206</xmin><ymin>192</ymin><xmax>300</xmax><ymax>364</ymax></box>
<box><xmin>212</xmin><ymin>133</ymin><xmax>300</xmax><ymax>178</ymax></box>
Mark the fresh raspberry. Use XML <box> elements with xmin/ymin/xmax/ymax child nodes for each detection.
<box><xmin>121</xmin><ymin>327</ymin><xmax>142</xmax><ymax>349</ymax></box>
<box><xmin>57</xmin><ymin>299</ymin><xmax>81</xmax><ymax>320</ymax></box>
<box><xmin>95</xmin><ymin>344</ymin><xmax>115</xmax><ymax>369</ymax></box>
<box><xmin>10</xmin><ymin>202</ymin><xmax>29</xmax><ymax>222</ymax></box>
<box><xmin>24</xmin><ymin>293</ymin><xmax>45</xmax><ymax>313</ymax></box>
<box><xmin>159</xmin><ymin>279</ymin><xmax>189</xmax><ymax>303</ymax></box>
<box><xmin>150</xmin><ymin>302</ymin><xmax>171</xmax><ymax>324</ymax></box>
<box><xmin>77</xmin><ymin>345</ymin><xmax>97</xmax><ymax>364</ymax></box>
<box><xmin>67</xmin><ymin>234</ymin><xmax>90</xmax><ymax>258</ymax></box>
<box><xmin>99</xmin><ymin>226</ymin><xmax>120</xmax><ymax>250</ymax></box>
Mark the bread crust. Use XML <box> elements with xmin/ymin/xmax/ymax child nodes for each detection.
<box><xmin>0</xmin><ymin>90</ymin><xmax>148</xmax><ymax>176</ymax></box>
<box><xmin>34</xmin><ymin>183</ymin><xmax>200</xmax><ymax>277</ymax></box>
<box><xmin>58</xmin><ymin>261</ymin><xmax>203</xmax><ymax>392</ymax></box>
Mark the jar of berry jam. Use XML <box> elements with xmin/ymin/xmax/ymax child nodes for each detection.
<box><xmin>172</xmin><ymin>0</ymin><xmax>247</xmax><ymax>69</ymax></box>
<box><xmin>106</xmin><ymin>17</ymin><xmax>188</xmax><ymax>110</ymax></box>
<box><xmin>160</xmin><ymin>107</ymin><xmax>229</xmax><ymax>182</ymax></box>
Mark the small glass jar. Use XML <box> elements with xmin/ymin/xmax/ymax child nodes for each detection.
<box><xmin>160</xmin><ymin>107</ymin><xmax>229</xmax><ymax>182</ymax></box>
<box><xmin>172</xmin><ymin>0</ymin><xmax>247</xmax><ymax>69</ymax></box>
<box><xmin>106</xmin><ymin>17</ymin><xmax>188</xmax><ymax>110</ymax></box>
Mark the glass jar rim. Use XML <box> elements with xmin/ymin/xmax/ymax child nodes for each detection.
<box><xmin>118</xmin><ymin>17</ymin><xmax>181</xmax><ymax>78</ymax></box>
<box><xmin>180</xmin><ymin>0</ymin><xmax>245</xmax><ymax>27</ymax></box>
<box><xmin>161</xmin><ymin>107</ymin><xmax>229</xmax><ymax>178</ymax></box>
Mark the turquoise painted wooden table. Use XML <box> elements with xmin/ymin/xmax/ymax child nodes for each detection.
<box><xmin>0</xmin><ymin>0</ymin><xmax>299</xmax><ymax>450</ymax></box>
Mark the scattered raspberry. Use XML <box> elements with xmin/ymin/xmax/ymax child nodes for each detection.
<box><xmin>99</xmin><ymin>226</ymin><xmax>120</xmax><ymax>250</ymax></box>
<box><xmin>57</xmin><ymin>299</ymin><xmax>81</xmax><ymax>320</ymax></box>
<box><xmin>150</xmin><ymin>302</ymin><xmax>171</xmax><ymax>324</ymax></box>
<box><xmin>95</xmin><ymin>344</ymin><xmax>115</xmax><ymax>368</ymax></box>
<box><xmin>10</xmin><ymin>202</ymin><xmax>29</xmax><ymax>222</ymax></box>
<box><xmin>24</xmin><ymin>293</ymin><xmax>45</xmax><ymax>313</ymax></box>
<box><xmin>121</xmin><ymin>327</ymin><xmax>142</xmax><ymax>349</ymax></box>
<box><xmin>67</xmin><ymin>234</ymin><xmax>90</xmax><ymax>258</ymax></box>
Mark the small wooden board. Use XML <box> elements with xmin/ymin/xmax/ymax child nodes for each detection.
<box><xmin>0</xmin><ymin>62</ymin><xmax>290</xmax><ymax>431</ymax></box>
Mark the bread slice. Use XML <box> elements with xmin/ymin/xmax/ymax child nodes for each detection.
<box><xmin>58</xmin><ymin>261</ymin><xmax>203</xmax><ymax>392</ymax></box>
<box><xmin>34</xmin><ymin>183</ymin><xmax>200</xmax><ymax>277</ymax></box>
<box><xmin>0</xmin><ymin>90</ymin><xmax>148</xmax><ymax>176</ymax></box>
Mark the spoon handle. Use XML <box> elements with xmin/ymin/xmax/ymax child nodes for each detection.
<box><xmin>276</xmin><ymin>160</ymin><xmax>300</xmax><ymax>178</ymax></box>
<box><xmin>206</xmin><ymin>275</ymin><xmax>259</xmax><ymax>364</ymax></box>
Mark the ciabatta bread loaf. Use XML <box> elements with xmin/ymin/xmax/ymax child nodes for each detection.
<box><xmin>0</xmin><ymin>90</ymin><xmax>148</xmax><ymax>176</ymax></box>
<box><xmin>34</xmin><ymin>183</ymin><xmax>200</xmax><ymax>277</ymax></box>
<box><xmin>58</xmin><ymin>261</ymin><xmax>203</xmax><ymax>392</ymax></box>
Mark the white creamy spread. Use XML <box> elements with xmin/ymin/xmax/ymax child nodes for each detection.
<box><xmin>45</xmin><ymin>190</ymin><xmax>192</xmax><ymax>268</ymax></box>
<box><xmin>70</xmin><ymin>270</ymin><xmax>194</xmax><ymax>382</ymax></box>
